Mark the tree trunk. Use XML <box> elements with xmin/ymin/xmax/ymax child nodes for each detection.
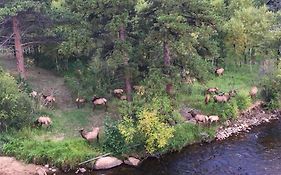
<box><xmin>163</xmin><ymin>40</ymin><xmax>174</xmax><ymax>96</ymax></box>
<box><xmin>119</xmin><ymin>25</ymin><xmax>132</xmax><ymax>101</ymax></box>
<box><xmin>12</xmin><ymin>16</ymin><xmax>26</xmax><ymax>80</ymax></box>
<box><xmin>163</xmin><ymin>41</ymin><xmax>171</xmax><ymax>67</ymax></box>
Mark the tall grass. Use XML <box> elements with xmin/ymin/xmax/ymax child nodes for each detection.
<box><xmin>178</xmin><ymin>65</ymin><xmax>259</xmax><ymax>115</ymax></box>
<box><xmin>1</xmin><ymin>127</ymin><xmax>103</xmax><ymax>169</ymax></box>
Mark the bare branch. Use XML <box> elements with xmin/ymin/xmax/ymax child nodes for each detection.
<box><xmin>0</xmin><ymin>32</ymin><xmax>14</xmax><ymax>47</ymax></box>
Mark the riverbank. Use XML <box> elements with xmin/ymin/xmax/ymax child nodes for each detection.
<box><xmin>216</xmin><ymin>101</ymin><xmax>280</xmax><ymax>140</ymax></box>
<box><xmin>2</xmin><ymin>102</ymin><xmax>280</xmax><ymax>175</ymax></box>
<box><xmin>0</xmin><ymin>157</ymin><xmax>49</xmax><ymax>175</ymax></box>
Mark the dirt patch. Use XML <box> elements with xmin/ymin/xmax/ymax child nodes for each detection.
<box><xmin>0</xmin><ymin>56</ymin><xmax>75</xmax><ymax>109</ymax></box>
<box><xmin>0</xmin><ymin>157</ymin><xmax>47</xmax><ymax>175</ymax></box>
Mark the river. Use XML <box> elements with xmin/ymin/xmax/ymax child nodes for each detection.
<box><xmin>66</xmin><ymin>119</ymin><xmax>281</xmax><ymax>175</ymax></box>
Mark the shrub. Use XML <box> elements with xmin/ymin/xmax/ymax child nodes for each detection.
<box><xmin>184</xmin><ymin>56</ymin><xmax>213</xmax><ymax>82</ymax></box>
<box><xmin>210</xmin><ymin>100</ymin><xmax>239</xmax><ymax>121</ymax></box>
<box><xmin>235</xmin><ymin>93</ymin><xmax>252</xmax><ymax>111</ymax></box>
<box><xmin>3</xmin><ymin>137</ymin><xmax>99</xmax><ymax>169</ymax></box>
<box><xmin>0</xmin><ymin>69</ymin><xmax>32</xmax><ymax>130</ymax></box>
<box><xmin>260</xmin><ymin>69</ymin><xmax>281</xmax><ymax>109</ymax></box>
<box><xmin>102</xmin><ymin>117</ymin><xmax>130</xmax><ymax>155</ymax></box>
<box><xmin>167</xmin><ymin>123</ymin><xmax>199</xmax><ymax>151</ymax></box>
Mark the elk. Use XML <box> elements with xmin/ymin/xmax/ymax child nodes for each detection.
<box><xmin>195</xmin><ymin>114</ymin><xmax>208</xmax><ymax>123</ymax></box>
<box><xmin>34</xmin><ymin>116</ymin><xmax>52</xmax><ymax>127</ymax></box>
<box><xmin>249</xmin><ymin>86</ymin><xmax>258</xmax><ymax>99</ymax></box>
<box><xmin>113</xmin><ymin>88</ymin><xmax>124</xmax><ymax>98</ymax></box>
<box><xmin>75</xmin><ymin>97</ymin><xmax>87</xmax><ymax>108</ymax></box>
<box><xmin>215</xmin><ymin>68</ymin><xmax>224</xmax><ymax>76</ymax></box>
<box><xmin>205</xmin><ymin>94</ymin><xmax>211</xmax><ymax>104</ymax></box>
<box><xmin>208</xmin><ymin>115</ymin><xmax>219</xmax><ymax>123</ymax></box>
<box><xmin>92</xmin><ymin>96</ymin><xmax>108</xmax><ymax>111</ymax></box>
<box><xmin>29</xmin><ymin>90</ymin><xmax>38</xmax><ymax>99</ymax></box>
<box><xmin>79</xmin><ymin>127</ymin><xmax>100</xmax><ymax>144</ymax></box>
<box><xmin>206</xmin><ymin>87</ymin><xmax>219</xmax><ymax>94</ymax></box>
<box><xmin>213</xmin><ymin>93</ymin><xmax>230</xmax><ymax>103</ymax></box>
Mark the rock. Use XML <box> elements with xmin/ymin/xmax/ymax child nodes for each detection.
<box><xmin>75</xmin><ymin>167</ymin><xmax>86</xmax><ymax>174</ymax></box>
<box><xmin>36</xmin><ymin>168</ymin><xmax>47</xmax><ymax>175</ymax></box>
<box><xmin>124</xmin><ymin>157</ymin><xmax>141</xmax><ymax>167</ymax></box>
<box><xmin>94</xmin><ymin>156</ymin><xmax>123</xmax><ymax>170</ymax></box>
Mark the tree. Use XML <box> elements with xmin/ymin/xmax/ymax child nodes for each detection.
<box><xmin>136</xmin><ymin>0</ymin><xmax>219</xmax><ymax>80</ymax></box>
<box><xmin>223</xmin><ymin>1</ymin><xmax>277</xmax><ymax>65</ymax></box>
<box><xmin>0</xmin><ymin>0</ymin><xmax>51</xmax><ymax>79</ymax></box>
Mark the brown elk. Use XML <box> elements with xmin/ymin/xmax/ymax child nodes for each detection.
<box><xmin>213</xmin><ymin>93</ymin><xmax>230</xmax><ymax>103</ymax></box>
<box><xmin>215</xmin><ymin>68</ymin><xmax>224</xmax><ymax>76</ymax></box>
<box><xmin>75</xmin><ymin>97</ymin><xmax>87</xmax><ymax>108</ymax></box>
<box><xmin>34</xmin><ymin>116</ymin><xmax>52</xmax><ymax>127</ymax></box>
<box><xmin>249</xmin><ymin>86</ymin><xmax>258</xmax><ymax>99</ymax></box>
<box><xmin>79</xmin><ymin>127</ymin><xmax>100</xmax><ymax>144</ymax></box>
<box><xmin>92</xmin><ymin>96</ymin><xmax>108</xmax><ymax>111</ymax></box>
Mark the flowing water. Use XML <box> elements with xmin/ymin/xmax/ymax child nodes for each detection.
<box><xmin>68</xmin><ymin>119</ymin><xmax>281</xmax><ymax>175</ymax></box>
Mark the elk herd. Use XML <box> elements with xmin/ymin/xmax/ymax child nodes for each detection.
<box><xmin>30</xmin><ymin>67</ymin><xmax>259</xmax><ymax>144</ymax></box>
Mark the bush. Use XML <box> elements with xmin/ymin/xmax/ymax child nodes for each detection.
<box><xmin>102</xmin><ymin>117</ymin><xmax>131</xmax><ymax>155</ymax></box>
<box><xmin>3</xmin><ymin>137</ymin><xmax>99</xmax><ymax>169</ymax></box>
<box><xmin>167</xmin><ymin>123</ymin><xmax>199</xmax><ymax>151</ymax></box>
<box><xmin>210</xmin><ymin>100</ymin><xmax>239</xmax><ymax>121</ymax></box>
<box><xmin>0</xmin><ymin>69</ymin><xmax>33</xmax><ymax>130</ymax></box>
<box><xmin>260</xmin><ymin>69</ymin><xmax>281</xmax><ymax>109</ymax></box>
<box><xmin>235</xmin><ymin>93</ymin><xmax>252</xmax><ymax>111</ymax></box>
<box><xmin>184</xmin><ymin>56</ymin><xmax>213</xmax><ymax>82</ymax></box>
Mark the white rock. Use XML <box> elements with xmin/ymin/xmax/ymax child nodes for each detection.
<box><xmin>124</xmin><ymin>157</ymin><xmax>141</xmax><ymax>166</ymax></box>
<box><xmin>79</xmin><ymin>168</ymin><xmax>86</xmax><ymax>173</ymax></box>
<box><xmin>94</xmin><ymin>156</ymin><xmax>123</xmax><ymax>170</ymax></box>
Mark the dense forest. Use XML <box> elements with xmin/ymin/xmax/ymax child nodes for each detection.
<box><xmin>0</xmin><ymin>0</ymin><xmax>280</xmax><ymax>173</ymax></box>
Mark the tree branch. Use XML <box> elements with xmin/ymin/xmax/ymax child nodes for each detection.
<box><xmin>0</xmin><ymin>33</ymin><xmax>14</xmax><ymax>47</ymax></box>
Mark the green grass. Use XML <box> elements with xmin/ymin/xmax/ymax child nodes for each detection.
<box><xmin>1</xmin><ymin>127</ymin><xmax>104</xmax><ymax>169</ymax></box>
<box><xmin>0</xmin><ymin>107</ymin><xmax>112</xmax><ymax>169</ymax></box>
<box><xmin>0</xmin><ymin>64</ymin><xmax>261</xmax><ymax>169</ymax></box>
<box><xmin>178</xmin><ymin>65</ymin><xmax>259</xmax><ymax>115</ymax></box>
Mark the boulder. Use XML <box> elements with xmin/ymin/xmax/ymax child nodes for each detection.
<box><xmin>124</xmin><ymin>157</ymin><xmax>141</xmax><ymax>167</ymax></box>
<box><xmin>94</xmin><ymin>156</ymin><xmax>123</xmax><ymax>170</ymax></box>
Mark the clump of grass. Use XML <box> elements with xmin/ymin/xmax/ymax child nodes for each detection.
<box><xmin>235</xmin><ymin>92</ymin><xmax>252</xmax><ymax>111</ymax></box>
<box><xmin>178</xmin><ymin>65</ymin><xmax>259</xmax><ymax>117</ymax></box>
<box><xmin>167</xmin><ymin>123</ymin><xmax>216</xmax><ymax>151</ymax></box>
<box><xmin>2</xmin><ymin>128</ymin><xmax>103</xmax><ymax>169</ymax></box>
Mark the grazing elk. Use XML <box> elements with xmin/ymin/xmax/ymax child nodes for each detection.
<box><xmin>213</xmin><ymin>93</ymin><xmax>231</xmax><ymax>103</ymax></box>
<box><xmin>92</xmin><ymin>96</ymin><xmax>108</xmax><ymax>111</ymax></box>
<box><xmin>113</xmin><ymin>88</ymin><xmax>124</xmax><ymax>98</ymax></box>
<box><xmin>249</xmin><ymin>86</ymin><xmax>258</xmax><ymax>99</ymax></box>
<box><xmin>205</xmin><ymin>94</ymin><xmax>211</xmax><ymax>104</ymax></box>
<box><xmin>195</xmin><ymin>114</ymin><xmax>208</xmax><ymax>123</ymax></box>
<box><xmin>75</xmin><ymin>97</ymin><xmax>87</xmax><ymax>108</ymax></box>
<box><xmin>79</xmin><ymin>127</ymin><xmax>100</xmax><ymax>144</ymax></box>
<box><xmin>208</xmin><ymin>115</ymin><xmax>219</xmax><ymax>123</ymax></box>
<box><xmin>215</xmin><ymin>68</ymin><xmax>224</xmax><ymax>76</ymax></box>
<box><xmin>34</xmin><ymin>116</ymin><xmax>52</xmax><ymax>128</ymax></box>
<box><xmin>206</xmin><ymin>87</ymin><xmax>219</xmax><ymax>94</ymax></box>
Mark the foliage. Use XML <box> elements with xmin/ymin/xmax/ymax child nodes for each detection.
<box><xmin>137</xmin><ymin>109</ymin><xmax>175</xmax><ymax>153</ymax></box>
<box><xmin>0</xmin><ymin>69</ymin><xmax>32</xmax><ymax>130</ymax></box>
<box><xmin>223</xmin><ymin>1</ymin><xmax>278</xmax><ymax>64</ymax></box>
<box><xmin>102</xmin><ymin>117</ymin><xmax>129</xmax><ymax>155</ymax></box>
<box><xmin>235</xmin><ymin>92</ymin><xmax>252</xmax><ymax>111</ymax></box>
<box><xmin>167</xmin><ymin>123</ymin><xmax>216</xmax><ymax>151</ymax></box>
<box><xmin>261</xmin><ymin>69</ymin><xmax>281</xmax><ymax>109</ymax></box>
<box><xmin>2</xmin><ymin>135</ymin><xmax>100</xmax><ymax>169</ymax></box>
<box><xmin>210</xmin><ymin>100</ymin><xmax>239</xmax><ymax>120</ymax></box>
